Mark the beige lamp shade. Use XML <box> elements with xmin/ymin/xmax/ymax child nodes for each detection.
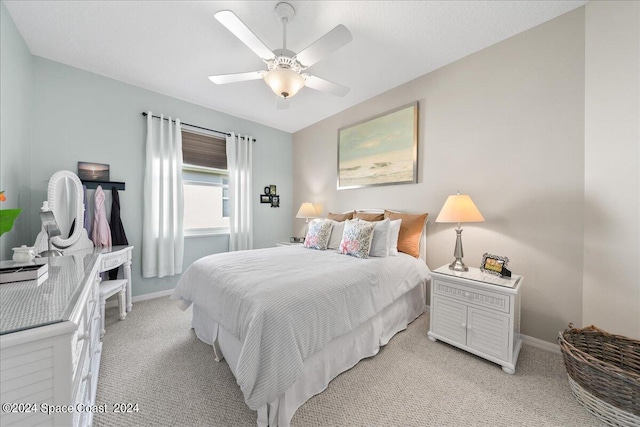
<box><xmin>435</xmin><ymin>194</ymin><xmax>485</xmax><ymax>223</ymax></box>
<box><xmin>264</xmin><ymin>68</ymin><xmax>305</xmax><ymax>99</ymax></box>
<box><xmin>296</xmin><ymin>202</ymin><xmax>318</xmax><ymax>219</ymax></box>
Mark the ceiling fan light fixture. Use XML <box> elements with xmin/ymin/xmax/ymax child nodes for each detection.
<box><xmin>264</xmin><ymin>68</ymin><xmax>305</xmax><ymax>98</ymax></box>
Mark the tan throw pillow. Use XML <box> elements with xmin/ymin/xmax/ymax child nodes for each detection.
<box><xmin>384</xmin><ymin>210</ymin><xmax>428</xmax><ymax>258</ymax></box>
<box><xmin>354</xmin><ymin>212</ymin><xmax>384</xmax><ymax>221</ymax></box>
<box><xmin>327</xmin><ymin>211</ymin><xmax>355</xmax><ymax>222</ymax></box>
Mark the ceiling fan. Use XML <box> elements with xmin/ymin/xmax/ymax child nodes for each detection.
<box><xmin>209</xmin><ymin>2</ymin><xmax>352</xmax><ymax>106</ymax></box>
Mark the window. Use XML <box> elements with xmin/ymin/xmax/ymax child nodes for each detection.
<box><xmin>182</xmin><ymin>129</ymin><xmax>229</xmax><ymax>235</ymax></box>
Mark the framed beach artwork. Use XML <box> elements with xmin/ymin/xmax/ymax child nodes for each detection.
<box><xmin>337</xmin><ymin>102</ymin><xmax>418</xmax><ymax>190</ymax></box>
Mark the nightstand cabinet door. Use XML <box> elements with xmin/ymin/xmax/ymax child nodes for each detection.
<box><xmin>432</xmin><ymin>296</ymin><xmax>467</xmax><ymax>346</ymax></box>
<box><xmin>467</xmin><ymin>306</ymin><xmax>510</xmax><ymax>361</ymax></box>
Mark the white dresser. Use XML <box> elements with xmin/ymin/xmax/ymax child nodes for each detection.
<box><xmin>0</xmin><ymin>246</ymin><xmax>132</xmax><ymax>426</ymax></box>
<box><xmin>427</xmin><ymin>265</ymin><xmax>523</xmax><ymax>374</ymax></box>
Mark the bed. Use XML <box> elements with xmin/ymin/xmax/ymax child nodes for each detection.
<box><xmin>171</xmin><ymin>212</ymin><xmax>430</xmax><ymax>426</ymax></box>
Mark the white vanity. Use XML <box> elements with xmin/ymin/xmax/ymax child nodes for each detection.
<box><xmin>0</xmin><ymin>246</ymin><xmax>131</xmax><ymax>426</ymax></box>
<box><xmin>0</xmin><ymin>170</ymin><xmax>133</xmax><ymax>426</ymax></box>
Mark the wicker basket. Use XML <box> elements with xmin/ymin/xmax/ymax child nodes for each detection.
<box><xmin>558</xmin><ymin>324</ymin><xmax>640</xmax><ymax>427</ymax></box>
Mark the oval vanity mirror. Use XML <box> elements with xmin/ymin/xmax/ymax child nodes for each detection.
<box><xmin>49</xmin><ymin>170</ymin><xmax>82</xmax><ymax>248</ymax></box>
<box><xmin>34</xmin><ymin>170</ymin><xmax>93</xmax><ymax>253</ymax></box>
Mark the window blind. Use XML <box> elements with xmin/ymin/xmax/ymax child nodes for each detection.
<box><xmin>182</xmin><ymin>130</ymin><xmax>227</xmax><ymax>170</ymax></box>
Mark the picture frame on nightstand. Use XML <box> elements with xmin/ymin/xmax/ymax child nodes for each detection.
<box><xmin>480</xmin><ymin>253</ymin><xmax>511</xmax><ymax>278</ymax></box>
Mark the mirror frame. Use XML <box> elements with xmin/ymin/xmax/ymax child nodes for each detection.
<box><xmin>47</xmin><ymin>170</ymin><xmax>85</xmax><ymax>249</ymax></box>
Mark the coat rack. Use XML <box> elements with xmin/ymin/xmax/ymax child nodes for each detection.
<box><xmin>81</xmin><ymin>180</ymin><xmax>126</xmax><ymax>191</ymax></box>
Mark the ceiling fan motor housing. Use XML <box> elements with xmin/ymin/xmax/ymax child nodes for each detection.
<box><xmin>267</xmin><ymin>49</ymin><xmax>305</xmax><ymax>72</ymax></box>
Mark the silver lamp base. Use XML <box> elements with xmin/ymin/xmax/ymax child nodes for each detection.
<box><xmin>448</xmin><ymin>258</ymin><xmax>469</xmax><ymax>271</ymax></box>
<box><xmin>448</xmin><ymin>226</ymin><xmax>469</xmax><ymax>271</ymax></box>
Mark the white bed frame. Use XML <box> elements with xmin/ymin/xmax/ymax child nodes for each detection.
<box><xmin>191</xmin><ymin>209</ymin><xmax>429</xmax><ymax>426</ymax></box>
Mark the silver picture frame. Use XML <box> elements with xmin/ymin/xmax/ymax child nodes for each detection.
<box><xmin>480</xmin><ymin>253</ymin><xmax>510</xmax><ymax>277</ymax></box>
<box><xmin>337</xmin><ymin>101</ymin><xmax>418</xmax><ymax>190</ymax></box>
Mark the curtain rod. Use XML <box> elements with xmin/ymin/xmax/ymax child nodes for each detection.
<box><xmin>141</xmin><ymin>112</ymin><xmax>256</xmax><ymax>142</ymax></box>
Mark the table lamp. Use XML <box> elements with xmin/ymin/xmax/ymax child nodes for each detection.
<box><xmin>296</xmin><ymin>202</ymin><xmax>319</xmax><ymax>237</ymax></box>
<box><xmin>435</xmin><ymin>193</ymin><xmax>484</xmax><ymax>271</ymax></box>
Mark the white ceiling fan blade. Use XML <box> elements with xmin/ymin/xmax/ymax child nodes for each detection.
<box><xmin>295</xmin><ymin>24</ymin><xmax>352</xmax><ymax>68</ymax></box>
<box><xmin>208</xmin><ymin>71</ymin><xmax>264</xmax><ymax>85</ymax></box>
<box><xmin>304</xmin><ymin>75</ymin><xmax>350</xmax><ymax>97</ymax></box>
<box><xmin>215</xmin><ymin>10</ymin><xmax>275</xmax><ymax>60</ymax></box>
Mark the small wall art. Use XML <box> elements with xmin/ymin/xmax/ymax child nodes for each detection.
<box><xmin>259</xmin><ymin>185</ymin><xmax>280</xmax><ymax>208</ymax></box>
<box><xmin>78</xmin><ymin>162</ymin><xmax>110</xmax><ymax>181</ymax></box>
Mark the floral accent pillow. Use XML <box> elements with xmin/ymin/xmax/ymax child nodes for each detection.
<box><xmin>304</xmin><ymin>220</ymin><xmax>334</xmax><ymax>250</ymax></box>
<box><xmin>339</xmin><ymin>219</ymin><xmax>375</xmax><ymax>259</ymax></box>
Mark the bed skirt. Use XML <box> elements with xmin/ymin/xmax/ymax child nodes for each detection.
<box><xmin>190</xmin><ymin>282</ymin><xmax>426</xmax><ymax>426</ymax></box>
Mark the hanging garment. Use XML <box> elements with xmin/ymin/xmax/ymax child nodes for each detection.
<box><xmin>83</xmin><ymin>184</ymin><xmax>92</xmax><ymax>237</ymax></box>
<box><xmin>92</xmin><ymin>185</ymin><xmax>112</xmax><ymax>247</ymax></box>
<box><xmin>108</xmin><ymin>187</ymin><xmax>129</xmax><ymax>280</ymax></box>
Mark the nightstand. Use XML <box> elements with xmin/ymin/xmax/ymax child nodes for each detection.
<box><xmin>427</xmin><ymin>265</ymin><xmax>523</xmax><ymax>374</ymax></box>
<box><xmin>276</xmin><ymin>242</ymin><xmax>303</xmax><ymax>247</ymax></box>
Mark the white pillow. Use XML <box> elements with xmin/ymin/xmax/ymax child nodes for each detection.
<box><xmin>327</xmin><ymin>220</ymin><xmax>345</xmax><ymax>249</ymax></box>
<box><xmin>387</xmin><ymin>219</ymin><xmax>402</xmax><ymax>256</ymax></box>
<box><xmin>368</xmin><ymin>218</ymin><xmax>390</xmax><ymax>257</ymax></box>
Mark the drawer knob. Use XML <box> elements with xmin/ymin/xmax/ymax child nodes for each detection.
<box><xmin>464</xmin><ymin>292</ymin><xmax>471</xmax><ymax>298</ymax></box>
<box><xmin>77</xmin><ymin>331</ymin><xmax>90</xmax><ymax>341</ymax></box>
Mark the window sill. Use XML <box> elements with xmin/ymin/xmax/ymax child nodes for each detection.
<box><xmin>185</xmin><ymin>229</ymin><xmax>230</xmax><ymax>238</ymax></box>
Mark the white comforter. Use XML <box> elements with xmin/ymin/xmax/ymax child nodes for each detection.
<box><xmin>171</xmin><ymin>246</ymin><xmax>430</xmax><ymax>410</ymax></box>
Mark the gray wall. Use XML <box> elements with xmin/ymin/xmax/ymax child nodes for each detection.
<box><xmin>0</xmin><ymin>5</ymin><xmax>293</xmax><ymax>297</ymax></box>
<box><xmin>583</xmin><ymin>1</ymin><xmax>640</xmax><ymax>339</ymax></box>
<box><xmin>28</xmin><ymin>57</ymin><xmax>293</xmax><ymax>297</ymax></box>
<box><xmin>293</xmin><ymin>9</ymin><xmax>586</xmax><ymax>343</ymax></box>
<box><xmin>0</xmin><ymin>2</ymin><xmax>33</xmax><ymax>260</ymax></box>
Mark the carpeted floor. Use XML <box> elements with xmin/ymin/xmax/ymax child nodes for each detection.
<box><xmin>94</xmin><ymin>297</ymin><xmax>601</xmax><ymax>426</ymax></box>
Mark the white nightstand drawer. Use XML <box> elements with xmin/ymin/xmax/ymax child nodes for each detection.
<box><xmin>433</xmin><ymin>279</ymin><xmax>510</xmax><ymax>314</ymax></box>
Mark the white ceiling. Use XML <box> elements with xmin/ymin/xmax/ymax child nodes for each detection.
<box><xmin>5</xmin><ymin>0</ymin><xmax>587</xmax><ymax>133</ymax></box>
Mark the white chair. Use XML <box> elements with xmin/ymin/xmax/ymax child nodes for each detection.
<box><xmin>99</xmin><ymin>279</ymin><xmax>127</xmax><ymax>336</ymax></box>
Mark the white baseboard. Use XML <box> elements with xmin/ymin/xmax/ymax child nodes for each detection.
<box><xmin>132</xmin><ymin>289</ymin><xmax>174</xmax><ymax>303</ymax></box>
<box><xmin>521</xmin><ymin>334</ymin><xmax>561</xmax><ymax>355</ymax></box>
<box><xmin>106</xmin><ymin>288</ymin><xmax>174</xmax><ymax>308</ymax></box>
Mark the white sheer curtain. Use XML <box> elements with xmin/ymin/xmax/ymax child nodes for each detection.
<box><xmin>226</xmin><ymin>132</ymin><xmax>253</xmax><ymax>251</ymax></box>
<box><xmin>142</xmin><ymin>112</ymin><xmax>184</xmax><ymax>278</ymax></box>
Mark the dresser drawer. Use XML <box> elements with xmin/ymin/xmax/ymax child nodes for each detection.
<box><xmin>71</xmin><ymin>284</ymin><xmax>98</xmax><ymax>378</ymax></box>
<box><xmin>101</xmin><ymin>250</ymin><xmax>128</xmax><ymax>271</ymax></box>
<box><xmin>433</xmin><ymin>279</ymin><xmax>510</xmax><ymax>313</ymax></box>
